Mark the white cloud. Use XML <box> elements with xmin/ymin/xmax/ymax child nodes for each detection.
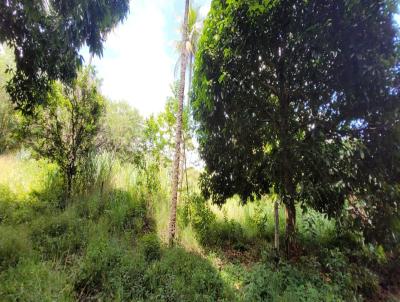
<box><xmin>86</xmin><ymin>0</ymin><xmax>212</xmax><ymax>117</ymax></box>
<box><xmin>92</xmin><ymin>0</ymin><xmax>174</xmax><ymax>116</ymax></box>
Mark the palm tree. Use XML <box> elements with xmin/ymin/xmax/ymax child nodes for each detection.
<box><xmin>174</xmin><ymin>5</ymin><xmax>202</xmax><ymax>193</ymax></box>
<box><xmin>175</xmin><ymin>6</ymin><xmax>202</xmax><ymax>102</ymax></box>
<box><xmin>168</xmin><ymin>0</ymin><xmax>190</xmax><ymax>246</ymax></box>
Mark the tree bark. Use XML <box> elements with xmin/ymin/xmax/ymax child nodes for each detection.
<box><xmin>168</xmin><ymin>0</ymin><xmax>190</xmax><ymax>246</ymax></box>
<box><xmin>284</xmin><ymin>199</ymin><xmax>296</xmax><ymax>257</ymax></box>
<box><xmin>277</xmin><ymin>60</ymin><xmax>297</xmax><ymax>257</ymax></box>
<box><xmin>187</xmin><ymin>54</ymin><xmax>193</xmax><ymax>107</ymax></box>
<box><xmin>179</xmin><ymin>54</ymin><xmax>193</xmax><ymax>194</ymax></box>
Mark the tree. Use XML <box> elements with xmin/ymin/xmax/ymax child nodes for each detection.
<box><xmin>22</xmin><ymin>67</ymin><xmax>104</xmax><ymax>206</ymax></box>
<box><xmin>175</xmin><ymin>5</ymin><xmax>203</xmax><ymax>193</ymax></box>
<box><xmin>143</xmin><ymin>83</ymin><xmax>193</xmax><ymax>164</ymax></box>
<box><xmin>0</xmin><ymin>0</ymin><xmax>129</xmax><ymax>113</ymax></box>
<box><xmin>192</xmin><ymin>0</ymin><xmax>400</xmax><ymax>255</ymax></box>
<box><xmin>0</xmin><ymin>45</ymin><xmax>20</xmax><ymax>153</ymax></box>
<box><xmin>169</xmin><ymin>0</ymin><xmax>190</xmax><ymax>246</ymax></box>
<box><xmin>175</xmin><ymin>5</ymin><xmax>203</xmax><ymax>98</ymax></box>
<box><xmin>97</xmin><ymin>100</ymin><xmax>144</xmax><ymax>163</ymax></box>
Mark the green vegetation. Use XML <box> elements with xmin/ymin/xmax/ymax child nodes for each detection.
<box><xmin>0</xmin><ymin>155</ymin><xmax>231</xmax><ymax>301</ymax></box>
<box><xmin>192</xmin><ymin>0</ymin><xmax>400</xmax><ymax>256</ymax></box>
<box><xmin>0</xmin><ymin>0</ymin><xmax>399</xmax><ymax>301</ymax></box>
<box><xmin>0</xmin><ymin>154</ymin><xmax>398</xmax><ymax>301</ymax></box>
<box><xmin>0</xmin><ymin>0</ymin><xmax>130</xmax><ymax>113</ymax></box>
<box><xmin>20</xmin><ymin>67</ymin><xmax>104</xmax><ymax>204</ymax></box>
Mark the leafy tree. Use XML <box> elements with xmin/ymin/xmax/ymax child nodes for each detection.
<box><xmin>21</xmin><ymin>68</ymin><xmax>104</xmax><ymax>206</ymax></box>
<box><xmin>97</xmin><ymin>100</ymin><xmax>144</xmax><ymax>163</ymax></box>
<box><xmin>0</xmin><ymin>46</ymin><xmax>20</xmax><ymax>153</ymax></box>
<box><xmin>192</xmin><ymin>0</ymin><xmax>400</xmax><ymax>254</ymax></box>
<box><xmin>0</xmin><ymin>0</ymin><xmax>129</xmax><ymax>113</ymax></box>
<box><xmin>169</xmin><ymin>0</ymin><xmax>190</xmax><ymax>246</ymax></box>
<box><xmin>142</xmin><ymin>82</ymin><xmax>194</xmax><ymax>199</ymax></box>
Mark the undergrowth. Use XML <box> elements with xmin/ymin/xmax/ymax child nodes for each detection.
<box><xmin>0</xmin><ymin>154</ymin><xmax>398</xmax><ymax>301</ymax></box>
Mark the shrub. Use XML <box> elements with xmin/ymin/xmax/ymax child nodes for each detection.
<box><xmin>213</xmin><ymin>218</ymin><xmax>248</xmax><ymax>250</ymax></box>
<box><xmin>0</xmin><ymin>185</ymin><xmax>35</xmax><ymax>224</ymax></box>
<box><xmin>179</xmin><ymin>194</ymin><xmax>217</xmax><ymax>245</ymax></box>
<box><xmin>144</xmin><ymin>248</ymin><xmax>227</xmax><ymax>302</ymax></box>
<box><xmin>321</xmin><ymin>247</ymin><xmax>379</xmax><ymax>300</ymax></box>
<box><xmin>30</xmin><ymin>209</ymin><xmax>87</xmax><ymax>259</ymax></box>
<box><xmin>30</xmin><ymin>168</ymin><xmax>64</xmax><ymax>209</ymax></box>
<box><xmin>243</xmin><ymin>260</ymin><xmax>345</xmax><ymax>302</ymax></box>
<box><xmin>74</xmin><ymin>236</ymin><xmax>147</xmax><ymax>301</ymax></box>
<box><xmin>73</xmin><ymin>192</ymin><xmax>105</xmax><ymax>221</ymax></box>
<box><xmin>181</xmin><ymin>194</ymin><xmax>250</xmax><ymax>249</ymax></box>
<box><xmin>349</xmin><ymin>264</ymin><xmax>379</xmax><ymax>299</ymax></box>
<box><xmin>0</xmin><ymin>259</ymin><xmax>72</xmax><ymax>302</ymax></box>
<box><xmin>138</xmin><ymin>233</ymin><xmax>162</xmax><ymax>262</ymax></box>
<box><xmin>0</xmin><ymin>226</ymin><xmax>32</xmax><ymax>269</ymax></box>
<box><xmin>105</xmin><ymin>189</ymin><xmax>148</xmax><ymax>235</ymax></box>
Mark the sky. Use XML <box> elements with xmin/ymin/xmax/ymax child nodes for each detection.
<box><xmin>84</xmin><ymin>0</ymin><xmax>212</xmax><ymax>117</ymax></box>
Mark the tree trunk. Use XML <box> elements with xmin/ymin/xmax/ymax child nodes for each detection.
<box><xmin>284</xmin><ymin>199</ymin><xmax>296</xmax><ymax>257</ymax></box>
<box><xmin>277</xmin><ymin>59</ymin><xmax>297</xmax><ymax>257</ymax></box>
<box><xmin>179</xmin><ymin>54</ymin><xmax>193</xmax><ymax>194</ymax></box>
<box><xmin>274</xmin><ymin>199</ymin><xmax>280</xmax><ymax>251</ymax></box>
<box><xmin>168</xmin><ymin>0</ymin><xmax>190</xmax><ymax>246</ymax></box>
<box><xmin>179</xmin><ymin>132</ymin><xmax>189</xmax><ymax>195</ymax></box>
<box><xmin>187</xmin><ymin>54</ymin><xmax>193</xmax><ymax>107</ymax></box>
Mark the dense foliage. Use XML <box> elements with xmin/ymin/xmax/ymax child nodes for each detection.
<box><xmin>192</xmin><ymin>0</ymin><xmax>400</xmax><ymax>250</ymax></box>
<box><xmin>144</xmin><ymin>83</ymin><xmax>193</xmax><ymax>162</ymax></box>
<box><xmin>0</xmin><ymin>1</ymin><xmax>399</xmax><ymax>301</ymax></box>
<box><xmin>1</xmin><ymin>156</ymin><xmax>397</xmax><ymax>301</ymax></box>
<box><xmin>0</xmin><ymin>156</ymin><xmax>233</xmax><ymax>302</ymax></box>
<box><xmin>21</xmin><ymin>68</ymin><xmax>104</xmax><ymax>204</ymax></box>
<box><xmin>0</xmin><ymin>0</ymin><xmax>129</xmax><ymax>113</ymax></box>
<box><xmin>97</xmin><ymin>100</ymin><xmax>144</xmax><ymax>163</ymax></box>
<box><xmin>0</xmin><ymin>46</ymin><xmax>20</xmax><ymax>153</ymax></box>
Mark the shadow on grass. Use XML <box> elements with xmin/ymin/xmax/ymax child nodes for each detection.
<box><xmin>1</xmin><ymin>184</ymin><xmax>236</xmax><ymax>301</ymax></box>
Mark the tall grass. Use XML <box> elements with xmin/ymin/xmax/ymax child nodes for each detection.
<box><xmin>0</xmin><ymin>152</ymin><xmax>59</xmax><ymax>202</ymax></box>
<box><xmin>0</xmin><ymin>153</ymin><xmax>234</xmax><ymax>301</ymax></box>
<box><xmin>0</xmin><ymin>153</ymin><xmax>385</xmax><ymax>301</ymax></box>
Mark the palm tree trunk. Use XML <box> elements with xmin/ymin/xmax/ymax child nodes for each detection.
<box><xmin>187</xmin><ymin>54</ymin><xmax>193</xmax><ymax>109</ymax></box>
<box><xmin>168</xmin><ymin>0</ymin><xmax>190</xmax><ymax>246</ymax></box>
<box><xmin>180</xmin><ymin>54</ymin><xmax>193</xmax><ymax>194</ymax></box>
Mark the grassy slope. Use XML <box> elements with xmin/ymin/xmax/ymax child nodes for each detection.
<box><xmin>0</xmin><ymin>154</ymin><xmax>397</xmax><ymax>301</ymax></box>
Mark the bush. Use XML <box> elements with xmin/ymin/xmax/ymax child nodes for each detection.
<box><xmin>213</xmin><ymin>218</ymin><xmax>248</xmax><ymax>250</ymax></box>
<box><xmin>30</xmin><ymin>209</ymin><xmax>87</xmax><ymax>259</ymax></box>
<box><xmin>321</xmin><ymin>247</ymin><xmax>379</xmax><ymax>299</ymax></box>
<box><xmin>74</xmin><ymin>236</ymin><xmax>147</xmax><ymax>301</ymax></box>
<box><xmin>0</xmin><ymin>259</ymin><xmax>72</xmax><ymax>302</ymax></box>
<box><xmin>138</xmin><ymin>233</ymin><xmax>162</xmax><ymax>262</ymax></box>
<box><xmin>179</xmin><ymin>194</ymin><xmax>216</xmax><ymax>245</ymax></box>
<box><xmin>144</xmin><ymin>248</ymin><xmax>227</xmax><ymax>302</ymax></box>
<box><xmin>243</xmin><ymin>260</ymin><xmax>345</xmax><ymax>302</ymax></box>
<box><xmin>0</xmin><ymin>185</ymin><xmax>35</xmax><ymax>224</ymax></box>
<box><xmin>104</xmin><ymin>189</ymin><xmax>147</xmax><ymax>235</ymax></box>
<box><xmin>0</xmin><ymin>226</ymin><xmax>32</xmax><ymax>269</ymax></box>
<box><xmin>181</xmin><ymin>194</ymin><xmax>249</xmax><ymax>249</ymax></box>
<box><xmin>30</xmin><ymin>168</ymin><xmax>64</xmax><ymax>209</ymax></box>
<box><xmin>73</xmin><ymin>193</ymin><xmax>105</xmax><ymax>220</ymax></box>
